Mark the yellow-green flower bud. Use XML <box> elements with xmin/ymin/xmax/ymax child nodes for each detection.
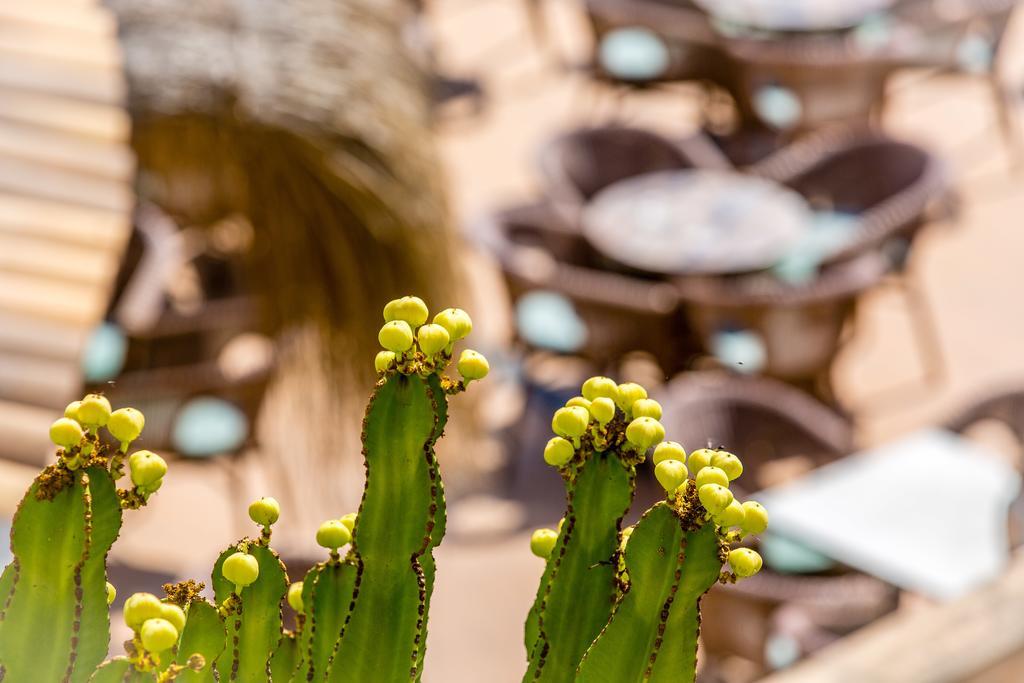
<box><xmin>631</xmin><ymin>398</ymin><xmax>662</xmax><ymax>420</ymax></box>
<box><xmin>129</xmin><ymin>450</ymin><xmax>167</xmax><ymax>488</ymax></box>
<box><xmin>107</xmin><ymin>407</ymin><xmax>145</xmax><ymax>444</ymax></box>
<box><xmin>557</xmin><ymin>517</ymin><xmax>565</xmax><ymax>533</ymax></box>
<box><xmin>711</xmin><ymin>451</ymin><xmax>743</xmax><ymax>481</ymax></box>
<box><xmin>123</xmin><ymin>592</ymin><xmax>165</xmax><ymax>631</ymax></box>
<box><xmin>615</xmin><ymin>383</ymin><xmax>648</xmax><ymax>413</ymax></box>
<box><xmin>698</xmin><ymin>484</ymin><xmax>734</xmax><ymax>516</ymax></box>
<box><xmin>78</xmin><ymin>394</ymin><xmax>112</xmax><ymax>427</ymax></box>
<box><xmin>288</xmin><ymin>581</ymin><xmax>305</xmax><ymax>614</ymax></box>
<box><xmin>222</xmin><ymin>551</ymin><xmax>260</xmax><ymax>588</ymax></box>
<box><xmin>652</xmin><ymin>441</ymin><xmax>686</xmax><ymax>466</ymax></box>
<box><xmin>552</xmin><ymin>406</ymin><xmax>589</xmax><ymax>438</ymax></box>
<box><xmin>316</xmin><ymin>520</ymin><xmax>352</xmax><ymax>550</ymax></box>
<box><xmin>740</xmin><ymin>501</ymin><xmax>769</xmax><ymax>536</ymax></box>
<box><xmin>714</xmin><ymin>500</ymin><xmax>746</xmax><ymax>528</ymax></box>
<box><xmin>248</xmin><ymin>497</ymin><xmax>280</xmax><ymax>527</ymax></box>
<box><xmin>654</xmin><ymin>460</ymin><xmax>688</xmax><ymax>494</ymax></box>
<box><xmin>565</xmin><ymin>396</ymin><xmax>591</xmax><ymax>410</ymax></box>
<box><xmin>687</xmin><ymin>448</ymin><xmax>714</xmax><ymax>474</ymax></box>
<box><xmin>433</xmin><ymin>308</ymin><xmax>473</xmax><ymax>341</ymax></box>
<box><xmin>581</xmin><ymin>376</ymin><xmax>618</xmax><ymax>402</ymax></box>
<box><xmin>106</xmin><ymin>582</ymin><xmax>116</xmax><ymax>606</ymax></box>
<box><xmin>543</xmin><ymin>437</ymin><xmax>575</xmax><ymax>467</ymax></box>
<box><xmin>378</xmin><ymin>321</ymin><xmax>414</xmax><ymax>353</ymax></box>
<box><xmin>695</xmin><ymin>466</ymin><xmax>729</xmax><ymax>489</ymax></box>
<box><xmin>49</xmin><ymin>417</ymin><xmax>83</xmax><ymax>449</ymax></box>
<box><xmin>588</xmin><ymin>397</ymin><xmax>616</xmax><ymax>425</ymax></box>
<box><xmin>729</xmin><ymin>548</ymin><xmax>763</xmax><ymax>578</ymax></box>
<box><xmin>383</xmin><ymin>296</ymin><xmax>429</xmax><ymax>327</ymax></box>
<box><xmin>64</xmin><ymin>401</ymin><xmax>82</xmax><ymax>422</ymax></box>
<box><xmin>625</xmin><ymin>417</ymin><xmax>664</xmax><ymax>450</ymax></box>
<box><xmin>530</xmin><ymin>528</ymin><xmax>558</xmax><ymax>559</ymax></box>
<box><xmin>621</xmin><ymin>525</ymin><xmax>635</xmax><ymax>547</ymax></box>
<box><xmin>457</xmin><ymin>350</ymin><xmax>489</xmax><ymax>381</ymax></box>
<box><xmin>340</xmin><ymin>513</ymin><xmax>357</xmax><ymax>532</ymax></box>
<box><xmin>141</xmin><ymin>617</ymin><xmax>179</xmax><ymax>652</ymax></box>
<box><xmin>374</xmin><ymin>351</ymin><xmax>396</xmax><ymax>373</ymax></box>
<box><xmin>160</xmin><ymin>603</ymin><xmax>186</xmax><ymax>633</ymax></box>
<box><xmin>417</xmin><ymin>323</ymin><xmax>450</xmax><ymax>356</ymax></box>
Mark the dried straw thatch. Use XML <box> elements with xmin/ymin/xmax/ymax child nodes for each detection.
<box><xmin>107</xmin><ymin>0</ymin><xmax>466</xmax><ymax>529</ymax></box>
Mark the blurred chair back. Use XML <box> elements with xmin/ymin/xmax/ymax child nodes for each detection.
<box><xmin>469</xmin><ymin>201</ymin><xmax>697</xmax><ymax>375</ymax></box>
<box><xmin>658</xmin><ymin>371</ymin><xmax>854</xmax><ymax>494</ymax></box>
<box><xmin>537</xmin><ymin>126</ymin><xmax>695</xmax><ymax>223</ymax></box>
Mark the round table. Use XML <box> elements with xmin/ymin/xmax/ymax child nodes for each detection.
<box><xmin>691</xmin><ymin>0</ymin><xmax>898</xmax><ymax>32</ymax></box>
<box><xmin>581</xmin><ymin>169</ymin><xmax>813</xmax><ymax>276</ymax></box>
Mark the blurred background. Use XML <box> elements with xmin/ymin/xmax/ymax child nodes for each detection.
<box><xmin>2</xmin><ymin>0</ymin><xmax>1024</xmax><ymax>680</ymax></box>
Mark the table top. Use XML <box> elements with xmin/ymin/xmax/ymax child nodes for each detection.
<box><xmin>692</xmin><ymin>0</ymin><xmax>898</xmax><ymax>32</ymax></box>
<box><xmin>582</xmin><ymin>169</ymin><xmax>813</xmax><ymax>276</ymax></box>
<box><xmin>758</xmin><ymin>429</ymin><xmax>1022</xmax><ymax>600</ymax></box>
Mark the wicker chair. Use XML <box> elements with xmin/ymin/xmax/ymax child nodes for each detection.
<box><xmin>537</xmin><ymin>125</ymin><xmax>701</xmax><ymax>225</ymax></box>
<box><xmin>468</xmin><ymin>201</ymin><xmax>698</xmax><ymax>375</ymax></box>
<box><xmin>674</xmin><ymin>252</ymin><xmax>888</xmax><ymax>398</ymax></box>
<box><xmin>658</xmin><ymin>372</ymin><xmax>897</xmax><ymax>670</ymax></box>
<box><xmin>657</xmin><ymin>371</ymin><xmax>854</xmax><ymax>492</ymax></box>
<box><xmin>746</xmin><ymin>126</ymin><xmax>952</xmax><ymax>264</ymax></box>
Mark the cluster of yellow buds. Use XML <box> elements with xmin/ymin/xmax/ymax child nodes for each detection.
<box><xmin>543</xmin><ymin>376</ymin><xmax>667</xmax><ymax>468</ymax></box>
<box><xmin>375</xmin><ymin>296</ymin><xmax>488</xmax><ymax>385</ymax></box>
<box><xmin>652</xmin><ymin>445</ymin><xmax>767</xmax><ymax>579</ymax></box>
<box><xmin>122</xmin><ymin>591</ymin><xmax>187</xmax><ymax>660</ymax></box>
<box><xmin>49</xmin><ymin>394</ymin><xmax>167</xmax><ymax>497</ymax></box>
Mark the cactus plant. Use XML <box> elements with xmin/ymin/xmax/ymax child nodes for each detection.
<box><xmin>0</xmin><ymin>296</ymin><xmax>767</xmax><ymax>682</ymax></box>
<box><xmin>525</xmin><ymin>380</ymin><xmax>767</xmax><ymax>683</ymax></box>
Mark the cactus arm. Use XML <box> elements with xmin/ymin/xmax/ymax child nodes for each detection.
<box><xmin>74</xmin><ymin>467</ymin><xmax>124</xmax><ymax>682</ymax></box>
<box><xmin>300</xmin><ymin>560</ymin><xmax>357</xmax><ymax>680</ymax></box>
<box><xmin>0</xmin><ymin>562</ymin><xmax>15</xmax><ymax>618</ymax></box>
<box><xmin>414</xmin><ymin>373</ymin><xmax>449</xmax><ymax>682</ymax></box>
<box><xmin>269</xmin><ymin>633</ymin><xmax>298</xmax><ymax>682</ymax></box>
<box><xmin>0</xmin><ymin>472</ymin><xmax>88</xmax><ymax>681</ymax></box>
<box><xmin>174</xmin><ymin>600</ymin><xmax>226</xmax><ymax>683</ymax></box>
<box><xmin>212</xmin><ymin>544</ymin><xmax>288</xmax><ymax>681</ymax></box>
<box><xmin>326</xmin><ymin>373</ymin><xmax>442</xmax><ymax>683</ymax></box>
<box><xmin>525</xmin><ymin>453</ymin><xmax>634</xmax><ymax>683</ymax></box>
<box><xmin>647</xmin><ymin>523</ymin><xmax>722</xmax><ymax>683</ymax></box>
<box><xmin>575</xmin><ymin>503</ymin><xmax>685</xmax><ymax>682</ymax></box>
<box><xmin>88</xmin><ymin>658</ymin><xmax>133</xmax><ymax>682</ymax></box>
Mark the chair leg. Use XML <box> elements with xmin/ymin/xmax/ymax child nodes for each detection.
<box><xmin>899</xmin><ymin>273</ymin><xmax>946</xmax><ymax>386</ymax></box>
<box><xmin>990</xmin><ymin>71</ymin><xmax>1022</xmax><ymax>169</ymax></box>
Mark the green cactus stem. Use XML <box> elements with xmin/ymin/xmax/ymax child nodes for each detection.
<box><xmin>173</xmin><ymin>599</ymin><xmax>225</xmax><ymax>683</ymax></box>
<box><xmin>212</xmin><ymin>542</ymin><xmax>288</xmax><ymax>681</ymax></box>
<box><xmin>326</xmin><ymin>372</ymin><xmax>446</xmax><ymax>682</ymax></box>
<box><xmin>524</xmin><ymin>452</ymin><xmax>634</xmax><ymax>682</ymax></box>
<box><xmin>298</xmin><ymin>559</ymin><xmax>358</xmax><ymax>680</ymax></box>
<box><xmin>575</xmin><ymin>501</ymin><xmax>721</xmax><ymax>682</ymax></box>
<box><xmin>524</xmin><ymin>377</ymin><xmax>665</xmax><ymax>683</ymax></box>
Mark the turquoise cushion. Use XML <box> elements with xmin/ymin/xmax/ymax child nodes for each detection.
<box><xmin>761</xmin><ymin>532</ymin><xmax>836</xmax><ymax>574</ymax></box>
<box><xmin>172</xmin><ymin>397</ymin><xmax>249</xmax><ymax>457</ymax></box>
<box><xmin>711</xmin><ymin>329</ymin><xmax>766</xmax><ymax>375</ymax></box>
<box><xmin>598</xmin><ymin>28</ymin><xmax>670</xmax><ymax>81</ymax></box>
<box><xmin>81</xmin><ymin>322</ymin><xmax>127</xmax><ymax>383</ymax></box>
<box><xmin>753</xmin><ymin>85</ymin><xmax>803</xmax><ymax>130</ymax></box>
<box><xmin>772</xmin><ymin>210</ymin><xmax>859</xmax><ymax>284</ymax></box>
<box><xmin>516</xmin><ymin>291</ymin><xmax>588</xmax><ymax>353</ymax></box>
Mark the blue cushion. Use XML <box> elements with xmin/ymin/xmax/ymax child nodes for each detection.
<box><xmin>753</xmin><ymin>85</ymin><xmax>803</xmax><ymax>130</ymax></box>
<box><xmin>516</xmin><ymin>291</ymin><xmax>588</xmax><ymax>353</ymax></box>
<box><xmin>711</xmin><ymin>329</ymin><xmax>766</xmax><ymax>375</ymax></box>
<box><xmin>598</xmin><ymin>28</ymin><xmax>671</xmax><ymax>81</ymax></box>
<box><xmin>172</xmin><ymin>397</ymin><xmax>249</xmax><ymax>457</ymax></box>
<box><xmin>81</xmin><ymin>322</ymin><xmax>127</xmax><ymax>383</ymax></box>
